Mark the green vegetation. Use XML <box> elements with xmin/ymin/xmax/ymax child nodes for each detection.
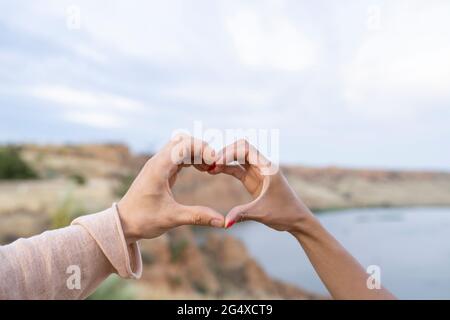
<box><xmin>0</xmin><ymin>146</ymin><xmax>38</xmax><ymax>180</ymax></box>
<box><xmin>69</xmin><ymin>173</ymin><xmax>87</xmax><ymax>186</ymax></box>
<box><xmin>114</xmin><ymin>174</ymin><xmax>136</xmax><ymax>198</ymax></box>
<box><xmin>193</xmin><ymin>281</ymin><xmax>208</xmax><ymax>295</ymax></box>
<box><xmin>50</xmin><ymin>194</ymin><xmax>85</xmax><ymax>229</ymax></box>
<box><xmin>141</xmin><ymin>251</ymin><xmax>156</xmax><ymax>265</ymax></box>
<box><xmin>88</xmin><ymin>275</ymin><xmax>136</xmax><ymax>300</ymax></box>
<box><xmin>168</xmin><ymin>274</ymin><xmax>183</xmax><ymax>288</ymax></box>
<box><xmin>170</xmin><ymin>238</ymin><xmax>189</xmax><ymax>263</ymax></box>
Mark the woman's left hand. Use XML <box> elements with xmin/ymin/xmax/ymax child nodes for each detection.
<box><xmin>117</xmin><ymin>135</ymin><xmax>225</xmax><ymax>243</ymax></box>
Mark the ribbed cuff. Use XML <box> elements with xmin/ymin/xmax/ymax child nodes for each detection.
<box><xmin>71</xmin><ymin>205</ymin><xmax>142</xmax><ymax>279</ymax></box>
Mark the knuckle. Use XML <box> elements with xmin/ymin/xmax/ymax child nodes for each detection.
<box><xmin>191</xmin><ymin>213</ymin><xmax>202</xmax><ymax>225</ymax></box>
<box><xmin>237</xmin><ymin>139</ymin><xmax>249</xmax><ymax>147</ymax></box>
<box><xmin>171</xmin><ymin>133</ymin><xmax>189</xmax><ymax>145</ymax></box>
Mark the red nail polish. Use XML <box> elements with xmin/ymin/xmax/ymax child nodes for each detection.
<box><xmin>208</xmin><ymin>162</ymin><xmax>216</xmax><ymax>172</ymax></box>
<box><xmin>226</xmin><ymin>220</ymin><xmax>235</xmax><ymax>228</ymax></box>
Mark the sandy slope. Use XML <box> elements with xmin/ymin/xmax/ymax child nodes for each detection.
<box><xmin>1</xmin><ymin>144</ymin><xmax>449</xmax><ymax>299</ymax></box>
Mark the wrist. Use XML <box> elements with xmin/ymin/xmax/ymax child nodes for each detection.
<box><xmin>288</xmin><ymin>208</ymin><xmax>319</xmax><ymax>237</ymax></box>
<box><xmin>117</xmin><ymin>200</ymin><xmax>141</xmax><ymax>244</ymax></box>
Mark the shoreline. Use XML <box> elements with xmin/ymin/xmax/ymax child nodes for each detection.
<box><xmin>312</xmin><ymin>203</ymin><xmax>450</xmax><ymax>214</ymax></box>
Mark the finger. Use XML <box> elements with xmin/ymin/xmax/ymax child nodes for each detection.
<box><xmin>209</xmin><ymin>139</ymin><xmax>268</xmax><ymax>191</ymax></box>
<box><xmin>224</xmin><ymin>203</ymin><xmax>259</xmax><ymax>228</ymax></box>
<box><xmin>211</xmin><ymin>139</ymin><xmax>270</xmax><ymax>173</ymax></box>
<box><xmin>202</xmin><ymin>144</ymin><xmax>216</xmax><ymax>167</ymax></box>
<box><xmin>181</xmin><ymin>163</ymin><xmax>210</xmax><ymax>171</ymax></box>
<box><xmin>168</xmin><ymin>134</ymin><xmax>216</xmax><ymax>169</ymax></box>
<box><xmin>216</xmin><ymin>139</ymin><xmax>251</xmax><ymax>166</ymax></box>
<box><xmin>176</xmin><ymin>204</ymin><xmax>225</xmax><ymax>228</ymax></box>
<box><xmin>187</xmin><ymin>137</ymin><xmax>215</xmax><ymax>166</ymax></box>
<box><xmin>224</xmin><ymin>174</ymin><xmax>271</xmax><ymax>228</ymax></box>
<box><xmin>194</xmin><ymin>163</ymin><xmax>211</xmax><ymax>172</ymax></box>
<box><xmin>208</xmin><ymin>163</ymin><xmax>246</xmax><ymax>181</ymax></box>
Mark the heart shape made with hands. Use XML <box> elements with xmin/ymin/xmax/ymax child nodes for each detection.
<box><xmin>169</xmin><ymin>138</ymin><xmax>275</xmax><ymax>229</ymax></box>
<box><xmin>118</xmin><ymin>136</ymin><xmax>284</xmax><ymax>241</ymax></box>
<box><xmin>171</xmin><ymin>164</ymin><xmax>270</xmax><ymax>228</ymax></box>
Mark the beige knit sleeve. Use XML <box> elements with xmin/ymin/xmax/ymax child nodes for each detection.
<box><xmin>0</xmin><ymin>204</ymin><xmax>142</xmax><ymax>300</ymax></box>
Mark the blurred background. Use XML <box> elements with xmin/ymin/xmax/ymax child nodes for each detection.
<box><xmin>0</xmin><ymin>0</ymin><xmax>450</xmax><ymax>299</ymax></box>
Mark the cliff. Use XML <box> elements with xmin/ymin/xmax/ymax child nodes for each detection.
<box><xmin>1</xmin><ymin>143</ymin><xmax>449</xmax><ymax>299</ymax></box>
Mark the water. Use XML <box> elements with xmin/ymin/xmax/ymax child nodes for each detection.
<box><xmin>226</xmin><ymin>207</ymin><xmax>450</xmax><ymax>299</ymax></box>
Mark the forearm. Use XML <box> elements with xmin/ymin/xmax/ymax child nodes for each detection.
<box><xmin>0</xmin><ymin>205</ymin><xmax>142</xmax><ymax>299</ymax></box>
<box><xmin>290</xmin><ymin>212</ymin><xmax>395</xmax><ymax>300</ymax></box>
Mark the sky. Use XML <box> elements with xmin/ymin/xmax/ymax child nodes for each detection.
<box><xmin>0</xmin><ymin>0</ymin><xmax>449</xmax><ymax>170</ymax></box>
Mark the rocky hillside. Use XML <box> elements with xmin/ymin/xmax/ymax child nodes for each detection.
<box><xmin>0</xmin><ymin>144</ymin><xmax>320</xmax><ymax>299</ymax></box>
<box><xmin>136</xmin><ymin>228</ymin><xmax>319</xmax><ymax>299</ymax></box>
<box><xmin>1</xmin><ymin>143</ymin><xmax>449</xmax><ymax>299</ymax></box>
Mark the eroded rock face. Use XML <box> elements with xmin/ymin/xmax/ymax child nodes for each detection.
<box><xmin>204</xmin><ymin>233</ymin><xmax>249</xmax><ymax>270</ymax></box>
<box><xmin>135</xmin><ymin>227</ymin><xmax>321</xmax><ymax>299</ymax></box>
<box><xmin>168</xmin><ymin>227</ymin><xmax>221</xmax><ymax>295</ymax></box>
<box><xmin>20</xmin><ymin>144</ymin><xmax>136</xmax><ymax>179</ymax></box>
<box><xmin>4</xmin><ymin>143</ymin><xmax>448</xmax><ymax>299</ymax></box>
<box><xmin>138</xmin><ymin>227</ymin><xmax>221</xmax><ymax>297</ymax></box>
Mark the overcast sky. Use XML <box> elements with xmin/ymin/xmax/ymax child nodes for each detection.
<box><xmin>0</xmin><ymin>0</ymin><xmax>449</xmax><ymax>170</ymax></box>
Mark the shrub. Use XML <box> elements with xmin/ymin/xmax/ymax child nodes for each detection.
<box><xmin>50</xmin><ymin>195</ymin><xmax>85</xmax><ymax>229</ymax></box>
<box><xmin>170</xmin><ymin>238</ymin><xmax>189</xmax><ymax>263</ymax></box>
<box><xmin>193</xmin><ymin>281</ymin><xmax>208</xmax><ymax>295</ymax></box>
<box><xmin>88</xmin><ymin>275</ymin><xmax>136</xmax><ymax>300</ymax></box>
<box><xmin>114</xmin><ymin>174</ymin><xmax>135</xmax><ymax>197</ymax></box>
<box><xmin>69</xmin><ymin>173</ymin><xmax>87</xmax><ymax>186</ymax></box>
<box><xmin>0</xmin><ymin>146</ymin><xmax>38</xmax><ymax>180</ymax></box>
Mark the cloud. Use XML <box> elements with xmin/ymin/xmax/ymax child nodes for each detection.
<box><xmin>63</xmin><ymin>111</ymin><xmax>124</xmax><ymax>129</ymax></box>
<box><xmin>343</xmin><ymin>2</ymin><xmax>450</xmax><ymax>117</ymax></box>
<box><xmin>0</xmin><ymin>0</ymin><xmax>449</xmax><ymax>169</ymax></box>
<box><xmin>225</xmin><ymin>6</ymin><xmax>316</xmax><ymax>71</ymax></box>
<box><xmin>29</xmin><ymin>85</ymin><xmax>144</xmax><ymax>112</ymax></box>
<box><xmin>163</xmin><ymin>83</ymin><xmax>274</xmax><ymax>109</ymax></box>
<box><xmin>26</xmin><ymin>84</ymin><xmax>147</xmax><ymax>129</ymax></box>
<box><xmin>72</xmin><ymin>44</ymin><xmax>108</xmax><ymax>64</ymax></box>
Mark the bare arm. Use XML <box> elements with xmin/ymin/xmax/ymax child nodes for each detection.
<box><xmin>210</xmin><ymin>139</ymin><xmax>395</xmax><ymax>300</ymax></box>
<box><xmin>290</xmin><ymin>210</ymin><xmax>395</xmax><ymax>299</ymax></box>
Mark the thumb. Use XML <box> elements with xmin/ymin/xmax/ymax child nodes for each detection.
<box><xmin>225</xmin><ymin>175</ymin><xmax>271</xmax><ymax>228</ymax></box>
<box><xmin>225</xmin><ymin>203</ymin><xmax>258</xmax><ymax>228</ymax></box>
<box><xmin>177</xmin><ymin>205</ymin><xmax>225</xmax><ymax>228</ymax></box>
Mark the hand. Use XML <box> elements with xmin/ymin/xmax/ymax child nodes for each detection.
<box><xmin>118</xmin><ymin>135</ymin><xmax>225</xmax><ymax>243</ymax></box>
<box><xmin>209</xmin><ymin>139</ymin><xmax>312</xmax><ymax>231</ymax></box>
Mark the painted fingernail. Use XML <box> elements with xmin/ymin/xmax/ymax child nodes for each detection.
<box><xmin>210</xmin><ymin>218</ymin><xmax>223</xmax><ymax>228</ymax></box>
<box><xmin>226</xmin><ymin>220</ymin><xmax>236</xmax><ymax>228</ymax></box>
<box><xmin>208</xmin><ymin>162</ymin><xmax>216</xmax><ymax>172</ymax></box>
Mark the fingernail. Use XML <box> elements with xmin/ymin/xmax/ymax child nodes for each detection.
<box><xmin>208</xmin><ymin>162</ymin><xmax>216</xmax><ymax>172</ymax></box>
<box><xmin>210</xmin><ymin>219</ymin><xmax>224</xmax><ymax>228</ymax></box>
<box><xmin>226</xmin><ymin>220</ymin><xmax>236</xmax><ymax>228</ymax></box>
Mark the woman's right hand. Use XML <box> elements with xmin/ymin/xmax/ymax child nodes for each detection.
<box><xmin>209</xmin><ymin>139</ymin><xmax>313</xmax><ymax>231</ymax></box>
<box><xmin>211</xmin><ymin>139</ymin><xmax>397</xmax><ymax>300</ymax></box>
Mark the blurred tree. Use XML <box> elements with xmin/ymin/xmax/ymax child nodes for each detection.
<box><xmin>114</xmin><ymin>174</ymin><xmax>136</xmax><ymax>197</ymax></box>
<box><xmin>50</xmin><ymin>194</ymin><xmax>85</xmax><ymax>229</ymax></box>
<box><xmin>88</xmin><ymin>275</ymin><xmax>136</xmax><ymax>300</ymax></box>
<box><xmin>0</xmin><ymin>146</ymin><xmax>38</xmax><ymax>180</ymax></box>
<box><xmin>69</xmin><ymin>173</ymin><xmax>87</xmax><ymax>186</ymax></box>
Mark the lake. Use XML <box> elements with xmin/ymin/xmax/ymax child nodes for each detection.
<box><xmin>225</xmin><ymin>207</ymin><xmax>450</xmax><ymax>299</ymax></box>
